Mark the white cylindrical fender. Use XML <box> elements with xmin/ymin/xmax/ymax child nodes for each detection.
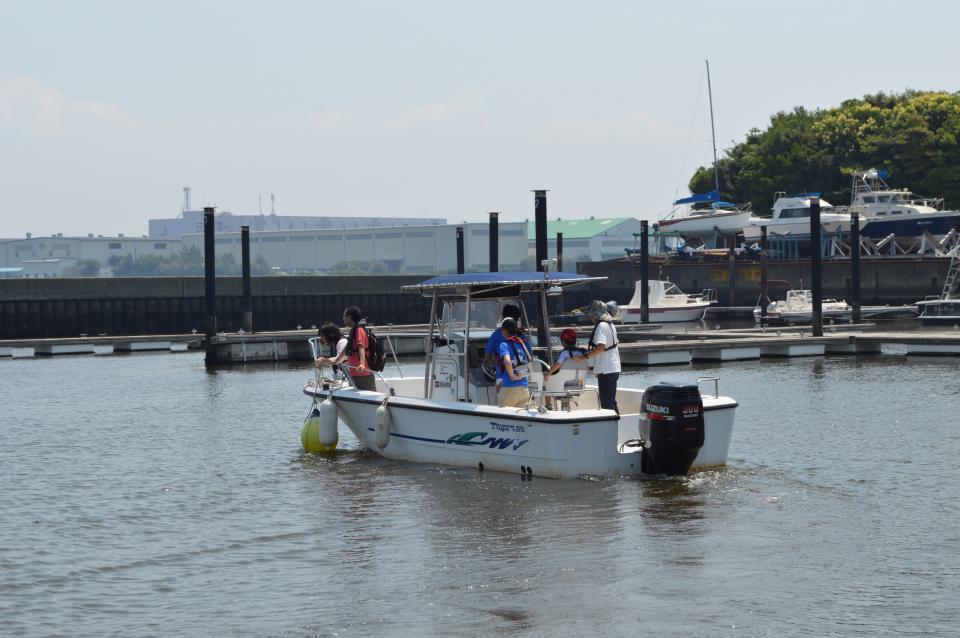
<box><xmin>374</xmin><ymin>399</ymin><xmax>391</xmax><ymax>450</ymax></box>
<box><xmin>319</xmin><ymin>396</ymin><xmax>339</xmax><ymax>448</ymax></box>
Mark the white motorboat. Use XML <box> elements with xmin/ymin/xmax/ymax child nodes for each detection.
<box><xmin>754</xmin><ymin>289</ymin><xmax>852</xmax><ymax>324</ymax></box>
<box><xmin>742</xmin><ymin>193</ymin><xmax>856</xmax><ymax>243</ymax></box>
<box><xmin>302</xmin><ymin>272</ymin><xmax>738</xmax><ymax>479</ymax></box>
<box><xmin>618</xmin><ymin>280</ymin><xmax>715</xmax><ymax>323</ymax></box>
<box><xmin>847</xmin><ymin>168</ymin><xmax>960</xmax><ymax>241</ymax></box>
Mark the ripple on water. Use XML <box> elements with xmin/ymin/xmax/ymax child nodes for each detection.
<box><xmin>1</xmin><ymin>352</ymin><xmax>959</xmax><ymax>636</ymax></box>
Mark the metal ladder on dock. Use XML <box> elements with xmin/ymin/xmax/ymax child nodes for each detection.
<box><xmin>941</xmin><ymin>234</ymin><xmax>960</xmax><ymax>300</ymax></box>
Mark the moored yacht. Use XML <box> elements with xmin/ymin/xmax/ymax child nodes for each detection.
<box><xmin>848</xmin><ymin>168</ymin><xmax>960</xmax><ymax>240</ymax></box>
<box><xmin>618</xmin><ymin>280</ymin><xmax>715</xmax><ymax>323</ymax></box>
<box><xmin>754</xmin><ymin>289</ymin><xmax>852</xmax><ymax>324</ymax></box>
<box><xmin>742</xmin><ymin>193</ymin><xmax>857</xmax><ymax>243</ymax></box>
<box><xmin>302</xmin><ymin>272</ymin><xmax>738</xmax><ymax>479</ymax></box>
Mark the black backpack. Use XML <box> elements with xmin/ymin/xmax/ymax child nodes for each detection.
<box><xmin>365</xmin><ymin>326</ymin><xmax>388</xmax><ymax>372</ymax></box>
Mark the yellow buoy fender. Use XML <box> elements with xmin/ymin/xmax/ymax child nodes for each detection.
<box><xmin>301</xmin><ymin>402</ymin><xmax>338</xmax><ymax>454</ymax></box>
<box><xmin>374</xmin><ymin>399</ymin><xmax>391</xmax><ymax>450</ymax></box>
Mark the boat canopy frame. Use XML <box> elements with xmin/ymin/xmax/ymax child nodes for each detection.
<box><xmin>405</xmin><ymin>271</ymin><xmax>607</xmax><ymax>403</ymax></box>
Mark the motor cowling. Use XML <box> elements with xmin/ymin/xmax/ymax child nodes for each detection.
<box><xmin>639</xmin><ymin>382</ymin><xmax>705</xmax><ymax>475</ymax></box>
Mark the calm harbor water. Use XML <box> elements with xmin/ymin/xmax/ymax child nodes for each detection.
<box><xmin>2</xmin><ymin>351</ymin><xmax>959</xmax><ymax>636</ymax></box>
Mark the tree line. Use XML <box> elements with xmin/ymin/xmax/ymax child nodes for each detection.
<box><xmin>688</xmin><ymin>90</ymin><xmax>960</xmax><ymax>212</ymax></box>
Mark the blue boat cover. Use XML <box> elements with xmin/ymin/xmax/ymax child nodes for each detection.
<box><xmin>674</xmin><ymin>190</ymin><xmax>719</xmax><ymax>205</ymax></box>
<box><xmin>403</xmin><ymin>271</ymin><xmax>605</xmax><ymax>292</ymax></box>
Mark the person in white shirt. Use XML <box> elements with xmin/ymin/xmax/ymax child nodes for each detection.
<box><xmin>315</xmin><ymin>322</ymin><xmax>348</xmax><ymax>375</ymax></box>
<box><xmin>582</xmin><ymin>300</ymin><xmax>621</xmax><ymax>414</ymax></box>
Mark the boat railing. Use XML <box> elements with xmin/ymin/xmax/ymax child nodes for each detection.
<box><xmin>307</xmin><ymin>336</ymin><xmax>397</xmax><ymax>395</ymax></box>
<box><xmin>697</xmin><ymin>376</ymin><xmax>720</xmax><ymax>399</ymax></box>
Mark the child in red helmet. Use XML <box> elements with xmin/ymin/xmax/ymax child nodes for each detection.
<box><xmin>548</xmin><ymin>328</ymin><xmax>587</xmax><ymax>375</ymax></box>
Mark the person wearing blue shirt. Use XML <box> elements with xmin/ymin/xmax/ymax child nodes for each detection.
<box><xmin>497</xmin><ymin>317</ymin><xmax>532</xmax><ymax>408</ymax></box>
<box><xmin>484</xmin><ymin>304</ymin><xmax>523</xmax><ymax>384</ymax></box>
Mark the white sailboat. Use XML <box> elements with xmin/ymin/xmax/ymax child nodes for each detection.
<box><xmin>302</xmin><ymin>272</ymin><xmax>738</xmax><ymax>479</ymax></box>
<box><xmin>657</xmin><ymin>60</ymin><xmax>751</xmax><ymax>242</ymax></box>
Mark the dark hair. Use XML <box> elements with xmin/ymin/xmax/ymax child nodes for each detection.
<box><xmin>343</xmin><ymin>305</ymin><xmax>363</xmax><ymax>323</ymax></box>
<box><xmin>319</xmin><ymin>322</ymin><xmax>341</xmax><ymax>345</ymax></box>
<box><xmin>500</xmin><ymin>317</ymin><xmax>521</xmax><ymax>336</ymax></box>
<box><xmin>501</xmin><ymin>304</ymin><xmax>521</xmax><ymax>321</ymax></box>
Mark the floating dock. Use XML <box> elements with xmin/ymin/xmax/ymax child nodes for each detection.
<box><xmin>4</xmin><ymin>325</ymin><xmax>960</xmax><ymax>364</ymax></box>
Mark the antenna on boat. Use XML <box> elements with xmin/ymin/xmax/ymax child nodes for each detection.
<box><xmin>706</xmin><ymin>59</ymin><xmax>720</xmax><ymax>198</ymax></box>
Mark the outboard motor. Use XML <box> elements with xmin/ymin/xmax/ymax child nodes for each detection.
<box><xmin>639</xmin><ymin>381</ymin><xmax>705</xmax><ymax>475</ymax></box>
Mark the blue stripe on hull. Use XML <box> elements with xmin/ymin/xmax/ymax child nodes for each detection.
<box><xmin>862</xmin><ymin>215</ymin><xmax>960</xmax><ymax>238</ymax></box>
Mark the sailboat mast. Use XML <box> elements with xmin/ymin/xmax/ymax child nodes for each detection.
<box><xmin>706</xmin><ymin>59</ymin><xmax>720</xmax><ymax>197</ymax></box>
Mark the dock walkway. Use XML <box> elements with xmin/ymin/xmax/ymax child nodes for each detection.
<box><xmin>4</xmin><ymin>324</ymin><xmax>960</xmax><ymax>363</ymax></box>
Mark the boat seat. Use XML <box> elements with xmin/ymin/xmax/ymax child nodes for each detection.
<box><xmin>535</xmin><ymin>361</ymin><xmax>595</xmax><ymax>411</ymax></box>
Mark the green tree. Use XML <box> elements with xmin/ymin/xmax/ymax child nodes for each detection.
<box><xmin>63</xmin><ymin>259</ymin><xmax>101</xmax><ymax>277</ymax></box>
<box><xmin>688</xmin><ymin>90</ymin><xmax>960</xmax><ymax>212</ymax></box>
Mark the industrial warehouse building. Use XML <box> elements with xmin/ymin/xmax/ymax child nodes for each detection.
<box><xmin>0</xmin><ymin>235</ymin><xmax>179</xmax><ymax>277</ymax></box>
<box><xmin>2</xmin><ymin>212</ymin><xmax>642</xmax><ymax>277</ymax></box>
<box><xmin>527</xmin><ymin>217</ymin><xmax>648</xmax><ymax>263</ymax></box>
<box><xmin>150</xmin><ymin>209</ymin><xmax>447</xmax><ymax>239</ymax></box>
<box><xmin>181</xmin><ymin>221</ymin><xmax>529</xmax><ymax>274</ymax></box>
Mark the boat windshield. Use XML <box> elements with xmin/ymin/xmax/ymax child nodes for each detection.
<box><xmin>663</xmin><ymin>283</ymin><xmax>684</xmax><ymax>296</ymax></box>
<box><xmin>440</xmin><ymin>300</ymin><xmax>511</xmax><ymax>339</ymax></box>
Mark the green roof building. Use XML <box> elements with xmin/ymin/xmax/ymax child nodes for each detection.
<box><xmin>527</xmin><ymin>216</ymin><xmax>647</xmax><ymax>265</ymax></box>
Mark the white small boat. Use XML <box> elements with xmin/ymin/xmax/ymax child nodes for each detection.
<box><xmin>302</xmin><ymin>272</ymin><xmax>738</xmax><ymax>479</ymax></box>
<box><xmin>754</xmin><ymin>289</ymin><xmax>852</xmax><ymax>324</ymax></box>
<box><xmin>916</xmin><ymin>298</ymin><xmax>960</xmax><ymax>324</ymax></box>
<box><xmin>743</xmin><ymin>193</ymin><xmax>857</xmax><ymax>243</ymax></box>
<box><xmin>618</xmin><ymin>280</ymin><xmax>715</xmax><ymax>324</ymax></box>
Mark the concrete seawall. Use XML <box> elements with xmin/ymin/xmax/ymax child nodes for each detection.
<box><xmin>0</xmin><ymin>275</ymin><xmax>598</xmax><ymax>339</ymax></box>
<box><xmin>0</xmin><ymin>275</ymin><xmax>433</xmax><ymax>339</ymax></box>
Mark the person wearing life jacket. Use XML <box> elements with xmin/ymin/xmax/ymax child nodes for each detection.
<box><xmin>548</xmin><ymin>328</ymin><xmax>587</xmax><ymax>375</ymax></box>
<box><xmin>583</xmin><ymin>299</ymin><xmax>621</xmax><ymax>414</ymax></box>
<box><xmin>497</xmin><ymin>317</ymin><xmax>532</xmax><ymax>408</ymax></box>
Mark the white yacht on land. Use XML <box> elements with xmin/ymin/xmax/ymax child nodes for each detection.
<box><xmin>302</xmin><ymin>272</ymin><xmax>738</xmax><ymax>479</ymax></box>
<box><xmin>618</xmin><ymin>280</ymin><xmax>715</xmax><ymax>323</ymax></box>
<box><xmin>754</xmin><ymin>289</ymin><xmax>852</xmax><ymax>324</ymax></box>
<box><xmin>742</xmin><ymin>193</ymin><xmax>857</xmax><ymax>243</ymax></box>
<box><xmin>847</xmin><ymin>168</ymin><xmax>960</xmax><ymax>241</ymax></box>
<box><xmin>657</xmin><ymin>193</ymin><xmax>752</xmax><ymax>241</ymax></box>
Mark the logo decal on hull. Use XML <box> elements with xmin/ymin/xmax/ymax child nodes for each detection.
<box><xmin>447</xmin><ymin>431</ymin><xmax>529</xmax><ymax>451</ymax></box>
<box><xmin>489</xmin><ymin>421</ymin><xmax>525</xmax><ymax>433</ymax></box>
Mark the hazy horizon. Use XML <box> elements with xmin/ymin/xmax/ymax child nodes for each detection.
<box><xmin>2</xmin><ymin>0</ymin><xmax>958</xmax><ymax>239</ymax></box>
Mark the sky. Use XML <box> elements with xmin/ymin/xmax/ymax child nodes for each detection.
<box><xmin>2</xmin><ymin>0</ymin><xmax>958</xmax><ymax>239</ymax></box>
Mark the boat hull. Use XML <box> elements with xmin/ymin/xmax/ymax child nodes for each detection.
<box><xmin>742</xmin><ymin>216</ymin><xmax>852</xmax><ymax>242</ymax></box>
<box><xmin>657</xmin><ymin>211</ymin><xmax>751</xmax><ymax>238</ymax></box>
<box><xmin>860</xmin><ymin>211</ymin><xmax>960</xmax><ymax>239</ymax></box>
<box><xmin>304</xmin><ymin>381</ymin><xmax>737</xmax><ymax>479</ymax></box>
<box><xmin>620</xmin><ymin>303</ymin><xmax>710</xmax><ymax>323</ymax></box>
